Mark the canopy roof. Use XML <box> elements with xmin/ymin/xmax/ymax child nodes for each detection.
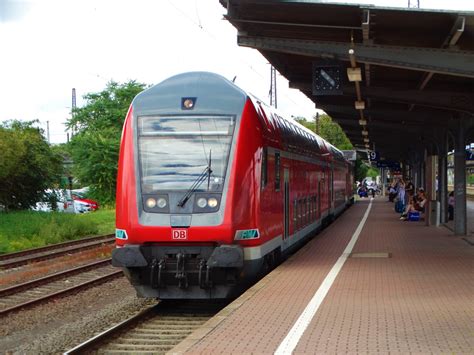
<box><xmin>220</xmin><ymin>0</ymin><xmax>474</xmax><ymax>160</ymax></box>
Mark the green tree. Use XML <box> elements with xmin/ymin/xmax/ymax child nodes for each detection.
<box><xmin>295</xmin><ymin>114</ymin><xmax>353</xmax><ymax>150</ymax></box>
<box><xmin>50</xmin><ymin>143</ymin><xmax>74</xmax><ymax>189</ymax></box>
<box><xmin>295</xmin><ymin>114</ymin><xmax>377</xmax><ymax>181</ymax></box>
<box><xmin>67</xmin><ymin>81</ymin><xmax>146</xmax><ymax>204</ymax></box>
<box><xmin>0</xmin><ymin>120</ymin><xmax>62</xmax><ymax>211</ymax></box>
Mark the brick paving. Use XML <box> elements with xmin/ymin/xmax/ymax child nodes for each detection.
<box><xmin>170</xmin><ymin>199</ymin><xmax>474</xmax><ymax>354</ymax></box>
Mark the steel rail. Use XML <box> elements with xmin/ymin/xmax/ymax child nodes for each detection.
<box><xmin>64</xmin><ymin>305</ymin><xmax>159</xmax><ymax>355</ymax></box>
<box><xmin>64</xmin><ymin>300</ymin><xmax>229</xmax><ymax>355</ymax></box>
<box><xmin>0</xmin><ymin>269</ymin><xmax>122</xmax><ymax>316</ymax></box>
<box><xmin>0</xmin><ymin>234</ymin><xmax>114</xmax><ymax>261</ymax></box>
<box><xmin>0</xmin><ymin>258</ymin><xmax>112</xmax><ymax>297</ymax></box>
<box><xmin>0</xmin><ymin>235</ymin><xmax>115</xmax><ymax>269</ymax></box>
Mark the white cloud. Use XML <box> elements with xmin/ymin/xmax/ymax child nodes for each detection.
<box><xmin>1</xmin><ymin>0</ymin><xmax>472</xmax><ymax>143</ymax></box>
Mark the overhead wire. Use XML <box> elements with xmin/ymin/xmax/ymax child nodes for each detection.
<box><xmin>166</xmin><ymin>0</ymin><xmax>302</xmax><ymax>110</ymax></box>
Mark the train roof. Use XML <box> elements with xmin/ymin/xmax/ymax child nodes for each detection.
<box><xmin>132</xmin><ymin>72</ymin><xmax>247</xmax><ymax>117</ymax></box>
<box><xmin>249</xmin><ymin>94</ymin><xmax>347</xmax><ymax>162</ymax></box>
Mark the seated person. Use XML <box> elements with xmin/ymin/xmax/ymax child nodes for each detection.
<box><xmin>400</xmin><ymin>189</ymin><xmax>427</xmax><ymax>220</ymax></box>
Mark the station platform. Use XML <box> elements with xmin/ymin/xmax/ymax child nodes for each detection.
<box><xmin>170</xmin><ymin>198</ymin><xmax>474</xmax><ymax>354</ymax></box>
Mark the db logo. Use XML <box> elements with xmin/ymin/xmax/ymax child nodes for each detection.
<box><xmin>172</xmin><ymin>229</ymin><xmax>188</xmax><ymax>240</ymax></box>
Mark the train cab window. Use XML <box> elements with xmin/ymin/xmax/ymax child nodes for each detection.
<box><xmin>275</xmin><ymin>152</ymin><xmax>281</xmax><ymax>191</ymax></box>
<box><xmin>261</xmin><ymin>147</ymin><xmax>268</xmax><ymax>189</ymax></box>
<box><xmin>137</xmin><ymin>115</ymin><xmax>235</xmax><ymax>193</ymax></box>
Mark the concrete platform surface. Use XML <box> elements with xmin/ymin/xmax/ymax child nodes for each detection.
<box><xmin>170</xmin><ymin>199</ymin><xmax>474</xmax><ymax>354</ymax></box>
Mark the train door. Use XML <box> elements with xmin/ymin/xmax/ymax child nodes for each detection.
<box><xmin>284</xmin><ymin>168</ymin><xmax>290</xmax><ymax>239</ymax></box>
<box><xmin>318</xmin><ymin>179</ymin><xmax>322</xmax><ymax>219</ymax></box>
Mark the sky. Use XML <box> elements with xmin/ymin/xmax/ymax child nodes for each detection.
<box><xmin>1</xmin><ymin>0</ymin><xmax>473</xmax><ymax>144</ymax></box>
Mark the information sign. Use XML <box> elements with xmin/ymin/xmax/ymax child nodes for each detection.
<box><xmin>368</xmin><ymin>151</ymin><xmax>380</xmax><ymax>161</ymax></box>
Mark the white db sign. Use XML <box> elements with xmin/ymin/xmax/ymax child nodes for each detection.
<box><xmin>172</xmin><ymin>229</ymin><xmax>188</xmax><ymax>240</ymax></box>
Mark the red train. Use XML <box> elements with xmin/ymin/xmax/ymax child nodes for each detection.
<box><xmin>112</xmin><ymin>72</ymin><xmax>354</xmax><ymax>299</ymax></box>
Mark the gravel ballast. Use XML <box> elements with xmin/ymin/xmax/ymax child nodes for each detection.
<box><xmin>0</xmin><ymin>278</ymin><xmax>157</xmax><ymax>354</ymax></box>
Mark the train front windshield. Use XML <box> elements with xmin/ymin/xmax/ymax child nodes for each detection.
<box><xmin>138</xmin><ymin>115</ymin><xmax>235</xmax><ymax>193</ymax></box>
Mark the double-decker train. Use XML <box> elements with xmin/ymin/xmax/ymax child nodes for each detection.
<box><xmin>112</xmin><ymin>72</ymin><xmax>354</xmax><ymax>299</ymax></box>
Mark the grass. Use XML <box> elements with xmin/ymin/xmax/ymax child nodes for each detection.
<box><xmin>0</xmin><ymin>209</ymin><xmax>116</xmax><ymax>254</ymax></box>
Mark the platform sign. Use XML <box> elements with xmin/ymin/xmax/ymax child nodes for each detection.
<box><xmin>368</xmin><ymin>150</ymin><xmax>380</xmax><ymax>161</ymax></box>
<box><xmin>376</xmin><ymin>160</ymin><xmax>400</xmax><ymax>170</ymax></box>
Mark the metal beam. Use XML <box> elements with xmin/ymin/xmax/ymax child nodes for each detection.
<box><xmin>320</xmin><ymin>104</ymin><xmax>451</xmax><ymax>125</ymax></box>
<box><xmin>409</xmin><ymin>16</ymin><xmax>466</xmax><ymax>111</ymax></box>
<box><xmin>226</xmin><ymin>17</ymin><xmax>362</xmax><ymax>31</ymax></box>
<box><xmin>330</xmin><ymin>115</ymin><xmax>429</xmax><ymax>132</ymax></box>
<box><xmin>238</xmin><ymin>35</ymin><xmax>474</xmax><ymax>78</ymax></box>
<box><xmin>289</xmin><ymin>82</ymin><xmax>474</xmax><ymax>114</ymax></box>
<box><xmin>362</xmin><ymin>9</ymin><xmax>371</xmax><ymax>87</ymax></box>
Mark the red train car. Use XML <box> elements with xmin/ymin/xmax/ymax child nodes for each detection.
<box><xmin>112</xmin><ymin>72</ymin><xmax>353</xmax><ymax>299</ymax></box>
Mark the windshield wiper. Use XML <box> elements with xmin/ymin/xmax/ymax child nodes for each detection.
<box><xmin>177</xmin><ymin>150</ymin><xmax>213</xmax><ymax>208</ymax></box>
<box><xmin>207</xmin><ymin>149</ymin><xmax>212</xmax><ymax>190</ymax></box>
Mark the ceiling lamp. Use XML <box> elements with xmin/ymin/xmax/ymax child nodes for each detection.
<box><xmin>355</xmin><ymin>100</ymin><xmax>365</xmax><ymax>110</ymax></box>
<box><xmin>347</xmin><ymin>67</ymin><xmax>362</xmax><ymax>82</ymax></box>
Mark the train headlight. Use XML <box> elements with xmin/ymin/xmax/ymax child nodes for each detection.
<box><xmin>146</xmin><ymin>198</ymin><xmax>156</xmax><ymax>208</ymax></box>
<box><xmin>193</xmin><ymin>194</ymin><xmax>221</xmax><ymax>213</ymax></box>
<box><xmin>197</xmin><ymin>197</ymin><xmax>207</xmax><ymax>208</ymax></box>
<box><xmin>208</xmin><ymin>197</ymin><xmax>218</xmax><ymax>208</ymax></box>
<box><xmin>157</xmin><ymin>198</ymin><xmax>167</xmax><ymax>208</ymax></box>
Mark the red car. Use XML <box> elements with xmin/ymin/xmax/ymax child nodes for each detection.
<box><xmin>71</xmin><ymin>192</ymin><xmax>99</xmax><ymax>212</ymax></box>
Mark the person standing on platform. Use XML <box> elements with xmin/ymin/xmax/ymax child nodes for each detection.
<box><xmin>395</xmin><ymin>179</ymin><xmax>406</xmax><ymax>214</ymax></box>
<box><xmin>398</xmin><ymin>179</ymin><xmax>406</xmax><ymax>205</ymax></box>
<box><xmin>405</xmin><ymin>178</ymin><xmax>414</xmax><ymax>205</ymax></box>
<box><xmin>448</xmin><ymin>191</ymin><xmax>455</xmax><ymax>221</ymax></box>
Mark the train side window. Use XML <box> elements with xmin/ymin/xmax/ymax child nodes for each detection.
<box><xmin>304</xmin><ymin>199</ymin><xmax>307</xmax><ymax>225</ymax></box>
<box><xmin>297</xmin><ymin>199</ymin><xmax>301</xmax><ymax>228</ymax></box>
<box><xmin>275</xmin><ymin>152</ymin><xmax>280</xmax><ymax>191</ymax></box>
<box><xmin>308</xmin><ymin>198</ymin><xmax>311</xmax><ymax>223</ymax></box>
<box><xmin>293</xmin><ymin>199</ymin><xmax>298</xmax><ymax>229</ymax></box>
<box><xmin>300</xmin><ymin>199</ymin><xmax>304</xmax><ymax>227</ymax></box>
<box><xmin>261</xmin><ymin>147</ymin><xmax>268</xmax><ymax>189</ymax></box>
<box><xmin>308</xmin><ymin>196</ymin><xmax>312</xmax><ymax>221</ymax></box>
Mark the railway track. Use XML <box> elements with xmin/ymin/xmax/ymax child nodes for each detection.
<box><xmin>0</xmin><ymin>259</ymin><xmax>122</xmax><ymax>316</ymax></box>
<box><xmin>0</xmin><ymin>234</ymin><xmax>115</xmax><ymax>269</ymax></box>
<box><xmin>65</xmin><ymin>300</ymin><xmax>229</xmax><ymax>355</ymax></box>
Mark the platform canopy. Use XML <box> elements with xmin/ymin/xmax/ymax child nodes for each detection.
<box><xmin>220</xmin><ymin>0</ymin><xmax>474</xmax><ymax>161</ymax></box>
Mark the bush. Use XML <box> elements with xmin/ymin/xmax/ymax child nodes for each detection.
<box><xmin>0</xmin><ymin>120</ymin><xmax>62</xmax><ymax>210</ymax></box>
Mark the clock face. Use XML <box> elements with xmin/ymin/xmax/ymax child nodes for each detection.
<box><xmin>312</xmin><ymin>66</ymin><xmax>343</xmax><ymax>95</ymax></box>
